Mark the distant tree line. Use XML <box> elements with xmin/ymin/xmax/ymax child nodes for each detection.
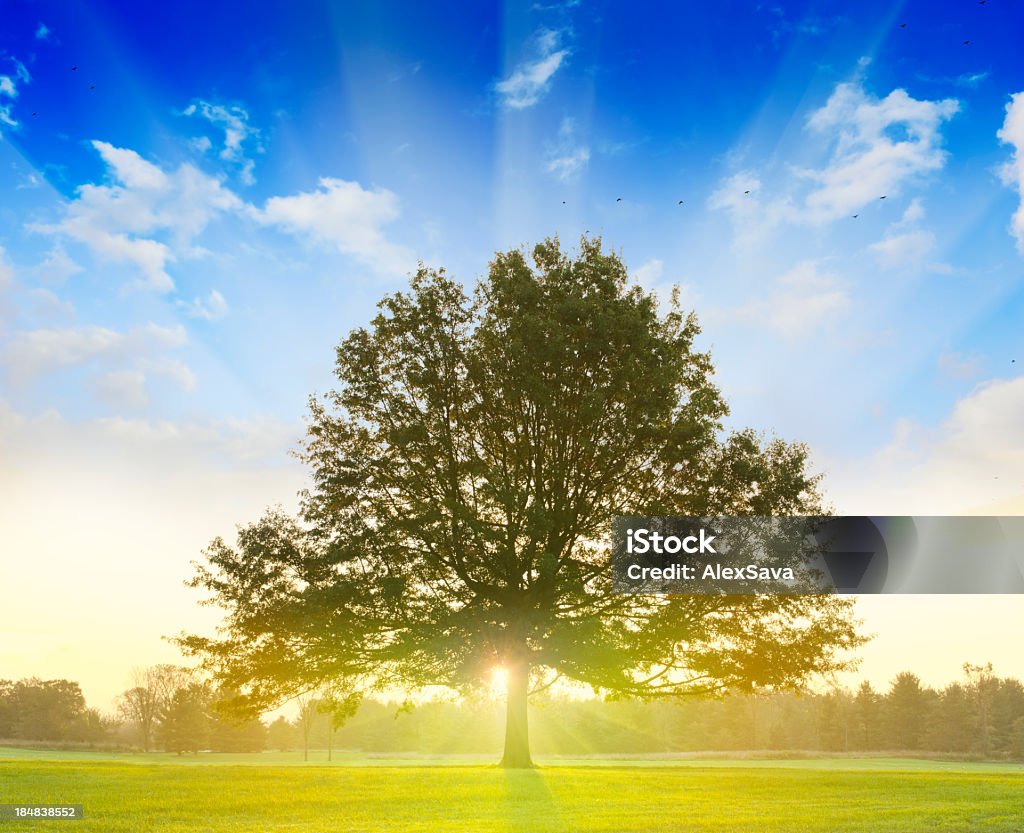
<box><xmin>3</xmin><ymin>662</ymin><xmax>1024</xmax><ymax>759</ymax></box>
<box><xmin>0</xmin><ymin>666</ymin><xmax>264</xmax><ymax>754</ymax></box>
<box><xmin>0</xmin><ymin>678</ymin><xmax>108</xmax><ymax>743</ymax></box>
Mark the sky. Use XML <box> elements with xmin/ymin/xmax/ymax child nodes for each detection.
<box><xmin>1</xmin><ymin>0</ymin><xmax>1024</xmax><ymax>711</ymax></box>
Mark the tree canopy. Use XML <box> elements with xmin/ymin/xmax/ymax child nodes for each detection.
<box><xmin>180</xmin><ymin>236</ymin><xmax>864</xmax><ymax>767</ymax></box>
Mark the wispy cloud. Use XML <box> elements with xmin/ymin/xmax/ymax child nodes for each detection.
<box><xmin>386</xmin><ymin>61</ymin><xmax>422</xmax><ymax>83</ymax></box>
<box><xmin>496</xmin><ymin>28</ymin><xmax>569</xmax><ymax>109</ymax></box>
<box><xmin>997</xmin><ymin>92</ymin><xmax>1024</xmax><ymax>253</ymax></box>
<box><xmin>732</xmin><ymin>260</ymin><xmax>849</xmax><ymax>337</ymax></box>
<box><xmin>937</xmin><ymin>351</ymin><xmax>982</xmax><ymax>382</ymax></box>
<box><xmin>545</xmin><ymin>117</ymin><xmax>590</xmax><ymax>181</ymax></box>
<box><xmin>0</xmin><ymin>57</ymin><xmax>31</xmax><ymax>132</ymax></box>
<box><xmin>181</xmin><ymin>288</ymin><xmax>229</xmax><ymax>321</ymax></box>
<box><xmin>184</xmin><ymin>100</ymin><xmax>261</xmax><ymax>184</ymax></box>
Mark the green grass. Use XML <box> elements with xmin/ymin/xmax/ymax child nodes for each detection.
<box><xmin>2</xmin><ymin>751</ymin><xmax>1023</xmax><ymax>832</ymax></box>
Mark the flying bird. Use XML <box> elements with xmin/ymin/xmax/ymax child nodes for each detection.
<box><xmin>71</xmin><ymin>66</ymin><xmax>78</xmax><ymax>71</ymax></box>
<box><xmin>963</xmin><ymin>40</ymin><xmax>970</xmax><ymax>45</ymax></box>
<box><xmin>744</xmin><ymin>190</ymin><xmax>751</xmax><ymax>195</ymax></box>
<box><xmin>678</xmin><ymin>200</ymin><xmax>684</xmax><ymax>205</ymax></box>
<box><xmin>879</xmin><ymin>195</ymin><xmax>887</xmax><ymax>200</ymax></box>
<box><xmin>89</xmin><ymin>85</ymin><xmax>95</xmax><ymax>90</ymax></box>
<box><xmin>853</xmin><ymin>214</ymin><xmax>859</xmax><ymax>218</ymax></box>
<box><xmin>616</xmin><ymin>197</ymin><xmax>622</xmax><ymax>202</ymax></box>
<box><xmin>900</xmin><ymin>23</ymin><xmax>907</xmax><ymax>28</ymax></box>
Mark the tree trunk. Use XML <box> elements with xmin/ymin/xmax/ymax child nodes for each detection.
<box><xmin>500</xmin><ymin>662</ymin><xmax>534</xmax><ymax>768</ymax></box>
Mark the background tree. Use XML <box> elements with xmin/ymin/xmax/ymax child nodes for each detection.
<box><xmin>158</xmin><ymin>683</ymin><xmax>211</xmax><ymax>755</ymax></box>
<box><xmin>209</xmin><ymin>688</ymin><xmax>267</xmax><ymax>752</ymax></box>
<box><xmin>817</xmin><ymin>687</ymin><xmax>852</xmax><ymax>752</ymax></box>
<box><xmin>928</xmin><ymin>682</ymin><xmax>973</xmax><ymax>754</ymax></box>
<box><xmin>1</xmin><ymin>679</ymin><xmax>100</xmax><ymax>742</ymax></box>
<box><xmin>851</xmin><ymin>681</ymin><xmax>881</xmax><ymax>751</ymax></box>
<box><xmin>294</xmin><ymin>692</ymin><xmax>320</xmax><ymax>762</ymax></box>
<box><xmin>181</xmin><ymin>236</ymin><xmax>864</xmax><ymax>767</ymax></box>
<box><xmin>116</xmin><ymin>665</ymin><xmax>188</xmax><ymax>752</ymax></box>
<box><xmin>318</xmin><ymin>685</ymin><xmax>360</xmax><ymax>762</ymax></box>
<box><xmin>884</xmin><ymin>672</ymin><xmax>931</xmax><ymax>751</ymax></box>
<box><xmin>963</xmin><ymin>662</ymin><xmax>997</xmax><ymax>756</ymax></box>
<box><xmin>991</xmin><ymin>676</ymin><xmax>1024</xmax><ymax>756</ymax></box>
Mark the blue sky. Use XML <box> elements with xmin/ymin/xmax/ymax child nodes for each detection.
<box><xmin>3</xmin><ymin>0</ymin><xmax>1024</xmax><ymax>705</ymax></box>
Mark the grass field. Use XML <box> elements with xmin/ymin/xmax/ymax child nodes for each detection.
<box><xmin>2</xmin><ymin>750</ymin><xmax>1023</xmax><ymax>832</ymax></box>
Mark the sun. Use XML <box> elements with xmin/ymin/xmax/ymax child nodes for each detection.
<box><xmin>489</xmin><ymin>666</ymin><xmax>509</xmax><ymax>698</ymax></box>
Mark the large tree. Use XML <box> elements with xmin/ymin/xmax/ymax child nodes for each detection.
<box><xmin>180</xmin><ymin>236</ymin><xmax>863</xmax><ymax>767</ymax></box>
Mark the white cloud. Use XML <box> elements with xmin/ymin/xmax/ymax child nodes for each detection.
<box><xmin>711</xmin><ymin>81</ymin><xmax>959</xmax><ymax>233</ymax></box>
<box><xmin>827</xmin><ymin>376</ymin><xmax>1024</xmax><ymax>514</ymax></box>
<box><xmin>28</xmin><ymin>289</ymin><xmax>76</xmax><ymax>323</ymax></box>
<box><xmin>252</xmin><ymin>177</ymin><xmax>413</xmax><ymax>276</ymax></box>
<box><xmin>3</xmin><ymin>322</ymin><xmax>187</xmax><ymax>383</ymax></box>
<box><xmin>90</xmin><ymin>358</ymin><xmax>196</xmax><ymax>411</ymax></box>
<box><xmin>733</xmin><ymin>260</ymin><xmax>849</xmax><ymax>337</ymax></box>
<box><xmin>869</xmin><ymin>198</ymin><xmax>951</xmax><ymax>273</ymax></box>
<box><xmin>496</xmin><ymin>28</ymin><xmax>569</xmax><ymax>109</ymax></box>
<box><xmin>94</xmin><ymin>141</ymin><xmax>169</xmax><ymax>189</ymax></box>
<box><xmin>182</xmin><ymin>288</ymin><xmax>228</xmax><ymax>321</ymax></box>
<box><xmin>38</xmin><ymin>141</ymin><xmax>242</xmax><ymax>292</ymax></box>
<box><xmin>184</xmin><ymin>100</ymin><xmax>261</xmax><ymax>185</ymax></box>
<box><xmin>632</xmin><ymin>258</ymin><xmax>664</xmax><ymax>287</ymax></box>
<box><xmin>898</xmin><ymin>197</ymin><xmax>925</xmax><ymax>226</ymax></box>
<box><xmin>545</xmin><ymin>118</ymin><xmax>590</xmax><ymax>181</ymax></box>
<box><xmin>138</xmin><ymin>357</ymin><xmax>198</xmax><ymax>392</ymax></box>
<box><xmin>34</xmin><ymin>247</ymin><xmax>84</xmax><ymax>283</ymax></box>
<box><xmin>708</xmin><ymin>172</ymin><xmax>774</xmax><ymax>237</ymax></box>
<box><xmin>35</xmin><ymin>23</ymin><xmax>52</xmax><ymax>41</ymax></box>
<box><xmin>631</xmin><ymin>258</ymin><xmax>696</xmax><ymax>312</ymax></box>
<box><xmin>997</xmin><ymin>92</ymin><xmax>1024</xmax><ymax>253</ymax></box>
<box><xmin>91</xmin><ymin>369</ymin><xmax>149</xmax><ymax>410</ymax></box>
<box><xmin>870</xmin><ymin>229</ymin><xmax>936</xmax><ymax>269</ymax></box>
<box><xmin>803</xmin><ymin>82</ymin><xmax>959</xmax><ymax>221</ymax></box>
